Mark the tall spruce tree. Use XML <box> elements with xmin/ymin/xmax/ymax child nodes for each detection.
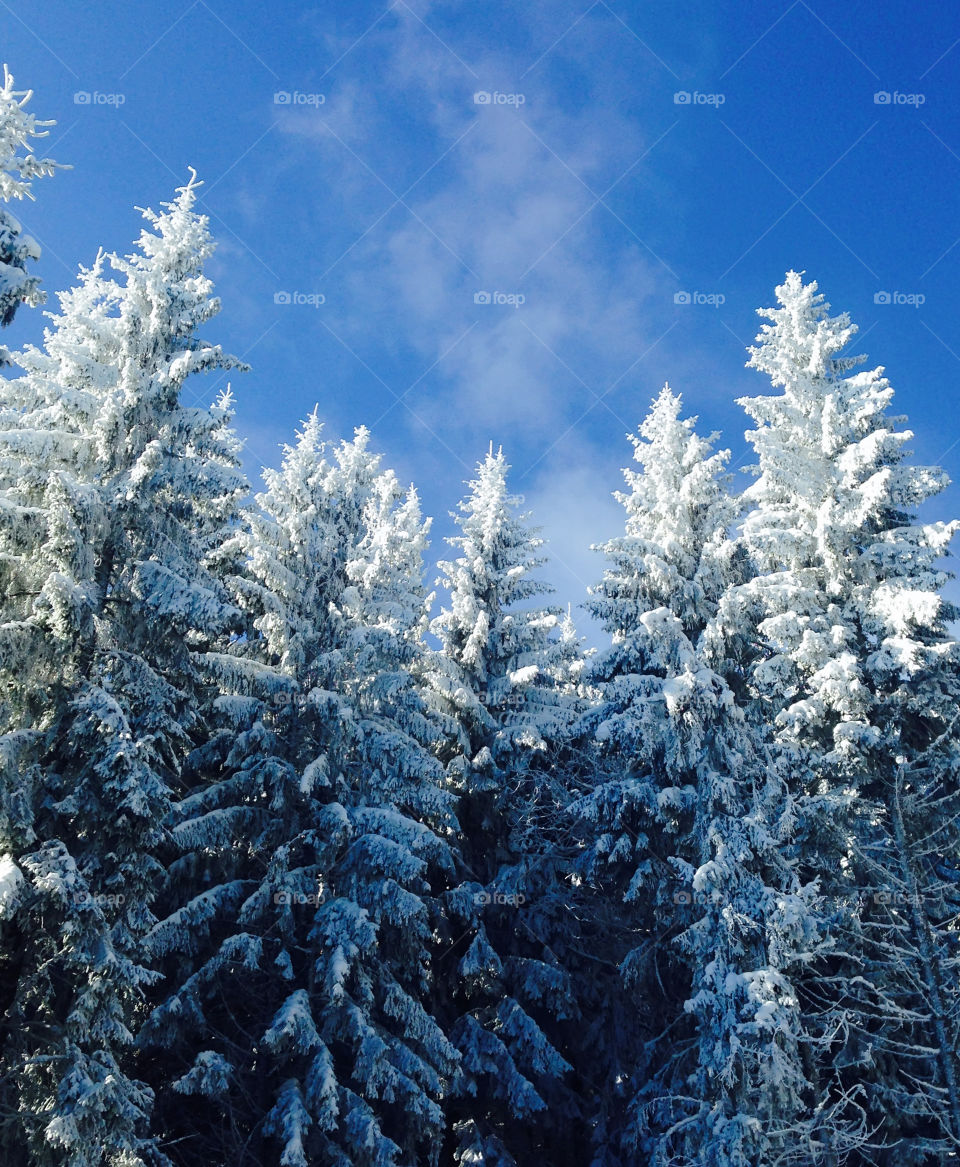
<box><xmin>428</xmin><ymin>448</ymin><xmax>585</xmax><ymax>1167</ymax></box>
<box><xmin>713</xmin><ymin>271</ymin><xmax>960</xmax><ymax>1162</ymax></box>
<box><xmin>0</xmin><ymin>172</ymin><xmax>246</xmax><ymax>1166</ymax></box>
<box><xmin>576</xmin><ymin>385</ymin><xmax>847</xmax><ymax>1166</ymax></box>
<box><xmin>144</xmin><ymin>417</ymin><xmax>460</xmax><ymax>1167</ymax></box>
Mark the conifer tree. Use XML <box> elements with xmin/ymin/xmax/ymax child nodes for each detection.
<box><xmin>0</xmin><ymin>172</ymin><xmax>245</xmax><ymax>1166</ymax></box>
<box><xmin>576</xmin><ymin>386</ymin><xmax>844</xmax><ymax>1165</ymax></box>
<box><xmin>144</xmin><ymin>418</ymin><xmax>460</xmax><ymax>1167</ymax></box>
<box><xmin>429</xmin><ymin>448</ymin><xmax>583</xmax><ymax>1167</ymax></box>
<box><xmin>715</xmin><ymin>271</ymin><xmax>960</xmax><ymax>1161</ymax></box>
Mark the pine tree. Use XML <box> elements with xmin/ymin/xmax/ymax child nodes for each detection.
<box><xmin>0</xmin><ymin>172</ymin><xmax>246</xmax><ymax>1166</ymax></box>
<box><xmin>0</xmin><ymin>65</ymin><xmax>60</xmax><ymax>355</ymax></box>
<box><xmin>322</xmin><ymin>455</ymin><xmax>461</xmax><ymax>1167</ymax></box>
<box><xmin>716</xmin><ymin>271</ymin><xmax>960</xmax><ymax>1161</ymax></box>
<box><xmin>428</xmin><ymin>448</ymin><xmax>584</xmax><ymax>1167</ymax></box>
<box><xmin>575</xmin><ymin>385</ymin><xmax>838</xmax><ymax>1165</ymax></box>
<box><xmin>144</xmin><ymin>417</ymin><xmax>460</xmax><ymax>1167</ymax></box>
<box><xmin>139</xmin><ymin>412</ymin><xmax>360</xmax><ymax>1165</ymax></box>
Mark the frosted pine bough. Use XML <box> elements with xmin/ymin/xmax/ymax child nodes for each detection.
<box><xmin>0</xmin><ymin>65</ymin><xmax>60</xmax><ymax>360</ymax></box>
<box><xmin>0</xmin><ymin>71</ymin><xmax>954</xmax><ymax>1165</ymax></box>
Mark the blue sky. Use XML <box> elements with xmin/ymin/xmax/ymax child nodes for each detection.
<box><xmin>5</xmin><ymin>0</ymin><xmax>960</xmax><ymax>633</ymax></box>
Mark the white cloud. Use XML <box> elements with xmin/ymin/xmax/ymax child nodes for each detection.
<box><xmin>259</xmin><ymin>2</ymin><xmax>686</xmax><ymax>628</ymax></box>
<box><xmin>318</xmin><ymin>24</ymin><xmax>668</xmax><ymax>452</ymax></box>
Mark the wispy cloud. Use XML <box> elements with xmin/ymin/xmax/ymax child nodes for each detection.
<box><xmin>275</xmin><ymin>4</ymin><xmax>672</xmax><ymax>475</ymax></box>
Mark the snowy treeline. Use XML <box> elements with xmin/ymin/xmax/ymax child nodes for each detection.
<box><xmin>0</xmin><ymin>70</ymin><xmax>959</xmax><ymax>1167</ymax></box>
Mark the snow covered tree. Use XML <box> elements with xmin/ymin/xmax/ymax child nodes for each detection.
<box><xmin>0</xmin><ymin>65</ymin><xmax>60</xmax><ymax>358</ymax></box>
<box><xmin>143</xmin><ymin>418</ymin><xmax>461</xmax><ymax>1167</ymax></box>
<box><xmin>0</xmin><ymin>171</ymin><xmax>246</xmax><ymax>1165</ymax></box>
<box><xmin>582</xmin><ymin>383</ymin><xmax>739</xmax><ymax>744</ymax></box>
<box><xmin>620</xmin><ymin>619</ymin><xmax>831</xmax><ymax>1167</ymax></box>
<box><xmin>431</xmin><ymin>446</ymin><xmax>580</xmax><ymax>799</ymax></box>
<box><xmin>428</xmin><ymin>448</ymin><xmax>585</xmax><ymax>1167</ymax></box>
<box><xmin>572</xmin><ymin>386</ymin><xmax>740</xmax><ymax>1148</ymax></box>
<box><xmin>713</xmin><ymin>271</ymin><xmax>960</xmax><ymax>1161</ymax></box>
<box><xmin>574</xmin><ymin>385</ymin><xmax>847</xmax><ymax>1166</ymax></box>
<box><xmin>310</xmin><ymin>450</ymin><xmax>461</xmax><ymax>1167</ymax></box>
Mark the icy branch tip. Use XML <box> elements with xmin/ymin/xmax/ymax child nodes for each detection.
<box><xmin>177</xmin><ymin>167</ymin><xmax>204</xmax><ymax>203</ymax></box>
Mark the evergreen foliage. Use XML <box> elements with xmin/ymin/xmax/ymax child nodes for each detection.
<box><xmin>0</xmin><ymin>73</ymin><xmax>956</xmax><ymax>1165</ymax></box>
